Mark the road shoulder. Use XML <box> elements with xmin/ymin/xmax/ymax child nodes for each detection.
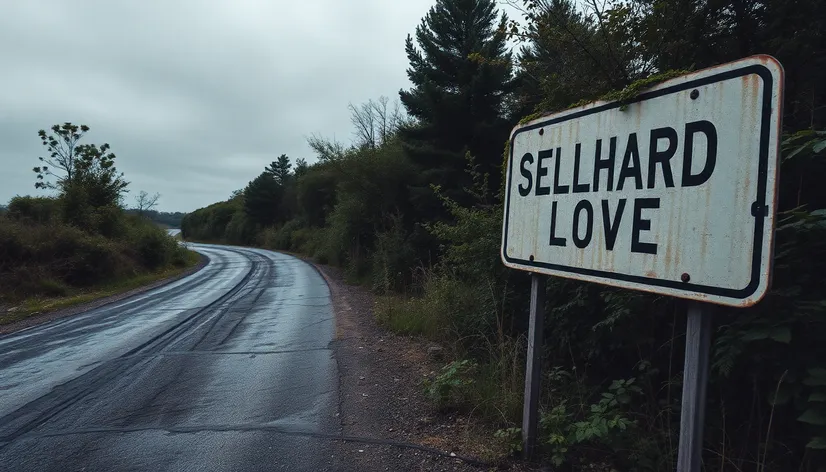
<box><xmin>305</xmin><ymin>260</ymin><xmax>527</xmax><ymax>471</ymax></box>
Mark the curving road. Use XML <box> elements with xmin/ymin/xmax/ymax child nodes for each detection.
<box><xmin>0</xmin><ymin>244</ymin><xmax>341</xmax><ymax>471</ymax></box>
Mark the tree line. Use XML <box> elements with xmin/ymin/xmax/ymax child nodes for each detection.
<box><xmin>183</xmin><ymin>0</ymin><xmax>826</xmax><ymax>469</ymax></box>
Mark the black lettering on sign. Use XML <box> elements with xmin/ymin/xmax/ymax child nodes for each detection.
<box><xmin>572</xmin><ymin>200</ymin><xmax>594</xmax><ymax>249</ymax></box>
<box><xmin>601</xmin><ymin>199</ymin><xmax>626</xmax><ymax>251</ymax></box>
<box><xmin>572</xmin><ymin>143</ymin><xmax>590</xmax><ymax>193</ymax></box>
<box><xmin>518</xmin><ymin>152</ymin><xmax>534</xmax><ymax>197</ymax></box>
<box><xmin>553</xmin><ymin>147</ymin><xmax>570</xmax><ymax>194</ymax></box>
<box><xmin>682</xmin><ymin>120</ymin><xmax>718</xmax><ymax>187</ymax></box>
<box><xmin>631</xmin><ymin>198</ymin><xmax>659</xmax><ymax>254</ymax></box>
<box><xmin>549</xmin><ymin>201</ymin><xmax>566</xmax><ymax>246</ymax></box>
<box><xmin>647</xmin><ymin>127</ymin><xmax>677</xmax><ymax>189</ymax></box>
<box><xmin>593</xmin><ymin>137</ymin><xmax>616</xmax><ymax>192</ymax></box>
<box><xmin>617</xmin><ymin>134</ymin><xmax>643</xmax><ymax>191</ymax></box>
<box><xmin>535</xmin><ymin>149</ymin><xmax>552</xmax><ymax>196</ymax></box>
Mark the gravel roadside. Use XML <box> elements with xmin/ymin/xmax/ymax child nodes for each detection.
<box><xmin>304</xmin><ymin>259</ymin><xmax>530</xmax><ymax>472</ymax></box>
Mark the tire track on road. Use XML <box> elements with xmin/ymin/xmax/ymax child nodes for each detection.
<box><xmin>0</xmin><ymin>246</ymin><xmax>264</xmax><ymax>447</ymax></box>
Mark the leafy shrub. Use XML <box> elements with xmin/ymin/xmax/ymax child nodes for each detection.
<box><xmin>322</xmin><ymin>195</ymin><xmax>368</xmax><ymax>267</ymax></box>
<box><xmin>61</xmin><ymin>237</ymin><xmax>124</xmax><ymax>286</ymax></box>
<box><xmin>130</xmin><ymin>225</ymin><xmax>173</xmax><ymax>269</ymax></box>
<box><xmin>35</xmin><ymin>278</ymin><xmax>70</xmax><ymax>297</ymax></box>
<box><xmin>181</xmin><ymin>198</ymin><xmax>243</xmax><ymax>242</ymax></box>
<box><xmin>59</xmin><ymin>183</ymin><xmax>94</xmax><ymax>228</ymax></box>
<box><xmin>423</xmin><ymin>359</ymin><xmax>478</xmax><ymax>409</ymax></box>
<box><xmin>260</xmin><ymin>219</ymin><xmax>304</xmax><ymax>251</ymax></box>
<box><xmin>3</xmin><ymin>269</ymin><xmax>67</xmax><ymax>298</ymax></box>
<box><xmin>0</xmin><ymin>220</ymin><xmax>130</xmax><ymax>293</ymax></box>
<box><xmin>375</xmin><ymin>270</ymin><xmax>484</xmax><ymax>341</ymax></box>
<box><xmin>91</xmin><ymin>204</ymin><xmax>126</xmax><ymax>238</ymax></box>
<box><xmin>371</xmin><ymin>213</ymin><xmax>416</xmax><ymax>294</ymax></box>
<box><xmin>0</xmin><ymin>204</ymin><xmax>189</xmax><ymax>301</ymax></box>
<box><xmin>540</xmin><ymin>373</ymin><xmax>644</xmax><ymax>469</ymax></box>
<box><xmin>493</xmin><ymin>427</ymin><xmax>523</xmax><ymax>456</ymax></box>
<box><xmin>292</xmin><ymin>226</ymin><xmax>323</xmax><ymax>256</ymax></box>
<box><xmin>224</xmin><ymin>210</ymin><xmax>255</xmax><ymax>244</ymax></box>
<box><xmin>6</xmin><ymin>196</ymin><xmax>58</xmax><ymax>224</ymax></box>
<box><xmin>257</xmin><ymin>226</ymin><xmax>279</xmax><ymax>249</ymax></box>
<box><xmin>0</xmin><ymin>219</ymin><xmax>29</xmax><ymax>265</ymax></box>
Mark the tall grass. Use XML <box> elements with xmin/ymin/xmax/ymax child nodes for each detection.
<box><xmin>375</xmin><ymin>267</ymin><xmax>526</xmax><ymax>425</ymax></box>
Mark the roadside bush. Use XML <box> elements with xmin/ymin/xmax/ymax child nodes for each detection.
<box><xmin>61</xmin><ymin>236</ymin><xmax>125</xmax><ymax>286</ymax></box>
<box><xmin>0</xmin><ymin>205</ymin><xmax>189</xmax><ymax>301</ymax></box>
<box><xmin>129</xmin><ymin>223</ymin><xmax>175</xmax><ymax>269</ymax></box>
<box><xmin>536</xmin><ymin>370</ymin><xmax>666</xmax><ymax>471</ymax></box>
<box><xmin>224</xmin><ymin>210</ymin><xmax>255</xmax><ymax>244</ymax></box>
<box><xmin>375</xmin><ymin>292</ymin><xmax>446</xmax><ymax>340</ymax></box>
<box><xmin>0</xmin><ymin>218</ymin><xmax>28</xmax><ymax>265</ymax></box>
<box><xmin>370</xmin><ymin>214</ymin><xmax>417</xmax><ymax>294</ymax></box>
<box><xmin>0</xmin><ymin>219</ymin><xmax>133</xmax><ymax>296</ymax></box>
<box><xmin>91</xmin><ymin>204</ymin><xmax>127</xmax><ymax>238</ymax></box>
<box><xmin>3</xmin><ymin>266</ymin><xmax>69</xmax><ymax>299</ymax></box>
<box><xmin>2</xmin><ymin>122</ymin><xmax>193</xmax><ymax>304</ymax></box>
<box><xmin>257</xmin><ymin>226</ymin><xmax>280</xmax><ymax>250</ymax></box>
<box><xmin>321</xmin><ymin>195</ymin><xmax>368</xmax><ymax>268</ymax></box>
<box><xmin>260</xmin><ymin>219</ymin><xmax>303</xmax><ymax>251</ymax></box>
<box><xmin>423</xmin><ymin>342</ymin><xmax>525</xmax><ymax>424</ymax></box>
<box><xmin>59</xmin><ymin>183</ymin><xmax>94</xmax><ymax>229</ymax></box>
<box><xmin>292</xmin><ymin>226</ymin><xmax>323</xmax><ymax>256</ymax></box>
<box><xmin>375</xmin><ymin>270</ymin><xmax>486</xmax><ymax>342</ymax></box>
<box><xmin>465</xmin><ymin>337</ymin><xmax>526</xmax><ymax>423</ymax></box>
<box><xmin>423</xmin><ymin>359</ymin><xmax>478</xmax><ymax>409</ymax></box>
<box><xmin>6</xmin><ymin>196</ymin><xmax>58</xmax><ymax>224</ymax></box>
<box><xmin>181</xmin><ymin>198</ymin><xmax>242</xmax><ymax>242</ymax></box>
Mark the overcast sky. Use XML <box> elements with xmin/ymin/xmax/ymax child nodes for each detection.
<box><xmin>0</xmin><ymin>0</ymin><xmax>520</xmax><ymax>212</ymax></box>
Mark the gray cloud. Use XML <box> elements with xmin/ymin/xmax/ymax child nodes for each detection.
<box><xmin>0</xmin><ymin>0</ymin><xmax>457</xmax><ymax>211</ymax></box>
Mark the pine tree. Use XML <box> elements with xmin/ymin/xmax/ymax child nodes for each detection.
<box><xmin>399</xmin><ymin>0</ymin><xmax>513</xmax><ymax>207</ymax></box>
<box><xmin>266</xmin><ymin>154</ymin><xmax>292</xmax><ymax>186</ymax></box>
<box><xmin>294</xmin><ymin>158</ymin><xmax>309</xmax><ymax>178</ymax></box>
<box><xmin>243</xmin><ymin>172</ymin><xmax>280</xmax><ymax>226</ymax></box>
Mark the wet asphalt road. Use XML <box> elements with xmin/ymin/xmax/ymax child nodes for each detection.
<box><xmin>0</xmin><ymin>244</ymin><xmax>341</xmax><ymax>471</ymax></box>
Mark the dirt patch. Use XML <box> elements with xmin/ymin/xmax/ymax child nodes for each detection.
<box><xmin>304</xmin><ymin>260</ymin><xmax>531</xmax><ymax>472</ymax></box>
<box><xmin>0</xmin><ymin>253</ymin><xmax>208</xmax><ymax>335</ymax></box>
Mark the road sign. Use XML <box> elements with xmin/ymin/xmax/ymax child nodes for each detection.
<box><xmin>501</xmin><ymin>55</ymin><xmax>783</xmax><ymax>308</ymax></box>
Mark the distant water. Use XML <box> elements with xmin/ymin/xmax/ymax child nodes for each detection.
<box><xmin>167</xmin><ymin>228</ymin><xmax>182</xmax><ymax>237</ymax></box>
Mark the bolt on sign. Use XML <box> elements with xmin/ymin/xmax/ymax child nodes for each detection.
<box><xmin>501</xmin><ymin>56</ymin><xmax>784</xmax><ymax>307</ymax></box>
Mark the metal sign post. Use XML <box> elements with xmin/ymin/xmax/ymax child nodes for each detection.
<box><xmin>502</xmin><ymin>56</ymin><xmax>784</xmax><ymax>463</ymax></box>
<box><xmin>677</xmin><ymin>302</ymin><xmax>713</xmax><ymax>472</ymax></box>
<box><xmin>522</xmin><ymin>273</ymin><xmax>545</xmax><ymax>460</ymax></box>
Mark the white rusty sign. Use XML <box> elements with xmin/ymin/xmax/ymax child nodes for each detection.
<box><xmin>501</xmin><ymin>55</ymin><xmax>784</xmax><ymax>307</ymax></box>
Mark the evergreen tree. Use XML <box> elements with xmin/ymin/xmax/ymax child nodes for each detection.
<box><xmin>399</xmin><ymin>0</ymin><xmax>513</xmax><ymax>206</ymax></box>
<box><xmin>243</xmin><ymin>172</ymin><xmax>280</xmax><ymax>226</ymax></box>
<box><xmin>514</xmin><ymin>0</ymin><xmax>629</xmax><ymax>116</ymax></box>
<box><xmin>294</xmin><ymin>158</ymin><xmax>309</xmax><ymax>179</ymax></box>
<box><xmin>266</xmin><ymin>154</ymin><xmax>293</xmax><ymax>186</ymax></box>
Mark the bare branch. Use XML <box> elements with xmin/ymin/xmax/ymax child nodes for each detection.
<box><xmin>349</xmin><ymin>101</ymin><xmax>378</xmax><ymax>149</ymax></box>
<box><xmin>135</xmin><ymin>190</ymin><xmax>160</xmax><ymax>215</ymax></box>
<box><xmin>371</xmin><ymin>96</ymin><xmax>390</xmax><ymax>145</ymax></box>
